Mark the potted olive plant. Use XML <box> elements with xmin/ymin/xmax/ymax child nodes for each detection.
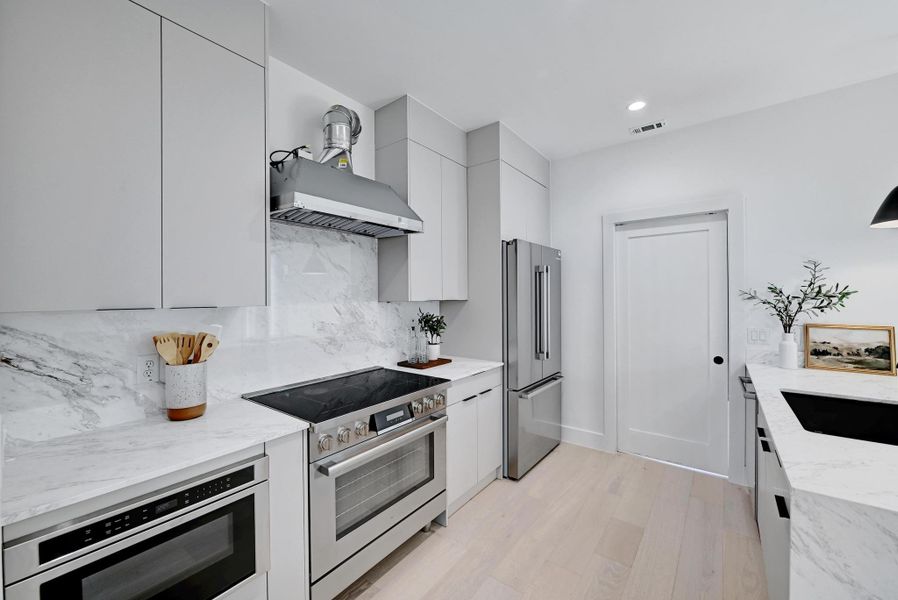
<box><xmin>739</xmin><ymin>260</ymin><xmax>856</xmax><ymax>369</ymax></box>
<box><xmin>418</xmin><ymin>309</ymin><xmax>447</xmax><ymax>362</ymax></box>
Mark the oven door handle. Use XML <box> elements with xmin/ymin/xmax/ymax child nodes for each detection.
<box><xmin>317</xmin><ymin>415</ymin><xmax>448</xmax><ymax>478</ymax></box>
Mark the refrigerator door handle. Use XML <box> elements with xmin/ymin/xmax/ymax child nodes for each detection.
<box><xmin>520</xmin><ymin>375</ymin><xmax>564</xmax><ymax>400</ymax></box>
<box><xmin>535</xmin><ymin>265</ymin><xmax>546</xmax><ymax>359</ymax></box>
<box><xmin>545</xmin><ymin>264</ymin><xmax>551</xmax><ymax>361</ymax></box>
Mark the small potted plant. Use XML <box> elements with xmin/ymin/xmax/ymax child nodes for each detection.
<box><xmin>418</xmin><ymin>309</ymin><xmax>447</xmax><ymax>362</ymax></box>
<box><xmin>739</xmin><ymin>259</ymin><xmax>856</xmax><ymax>369</ymax></box>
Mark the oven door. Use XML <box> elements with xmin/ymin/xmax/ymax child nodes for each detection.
<box><xmin>6</xmin><ymin>484</ymin><xmax>269</xmax><ymax>600</ymax></box>
<box><xmin>309</xmin><ymin>414</ymin><xmax>447</xmax><ymax>582</ymax></box>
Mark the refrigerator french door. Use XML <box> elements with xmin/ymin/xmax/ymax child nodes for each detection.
<box><xmin>504</xmin><ymin>239</ymin><xmax>562</xmax><ymax>480</ymax></box>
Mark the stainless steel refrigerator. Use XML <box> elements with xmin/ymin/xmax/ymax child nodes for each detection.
<box><xmin>503</xmin><ymin>239</ymin><xmax>563</xmax><ymax>480</ymax></box>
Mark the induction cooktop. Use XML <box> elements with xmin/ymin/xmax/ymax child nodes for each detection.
<box><xmin>242</xmin><ymin>367</ymin><xmax>449</xmax><ymax>425</ymax></box>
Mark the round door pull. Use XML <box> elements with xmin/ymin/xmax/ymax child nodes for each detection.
<box><xmin>713</xmin><ymin>356</ymin><xmax>725</xmax><ymax>365</ymax></box>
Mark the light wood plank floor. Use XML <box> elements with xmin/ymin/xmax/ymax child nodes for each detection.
<box><xmin>335</xmin><ymin>443</ymin><xmax>768</xmax><ymax>600</ymax></box>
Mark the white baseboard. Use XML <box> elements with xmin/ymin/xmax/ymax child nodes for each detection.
<box><xmin>561</xmin><ymin>425</ymin><xmax>614</xmax><ymax>453</ymax></box>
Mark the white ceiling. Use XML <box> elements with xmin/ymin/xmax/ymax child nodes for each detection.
<box><xmin>269</xmin><ymin>0</ymin><xmax>898</xmax><ymax>160</ymax></box>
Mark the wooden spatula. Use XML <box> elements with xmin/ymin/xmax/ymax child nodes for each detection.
<box><xmin>176</xmin><ymin>333</ymin><xmax>195</xmax><ymax>365</ymax></box>
<box><xmin>196</xmin><ymin>334</ymin><xmax>219</xmax><ymax>363</ymax></box>
<box><xmin>192</xmin><ymin>332</ymin><xmax>207</xmax><ymax>364</ymax></box>
<box><xmin>154</xmin><ymin>335</ymin><xmax>180</xmax><ymax>365</ymax></box>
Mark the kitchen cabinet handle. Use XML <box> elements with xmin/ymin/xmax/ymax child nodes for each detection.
<box><xmin>775</xmin><ymin>495</ymin><xmax>790</xmax><ymax>519</ymax></box>
<box><xmin>757</xmin><ymin>427</ymin><xmax>766</xmax><ymax>438</ymax></box>
<box><xmin>479</xmin><ymin>389</ymin><xmax>492</xmax><ymax>395</ymax></box>
<box><xmin>760</xmin><ymin>440</ymin><xmax>771</xmax><ymax>453</ymax></box>
<box><xmin>462</xmin><ymin>395</ymin><xmax>477</xmax><ymax>403</ymax></box>
<box><xmin>774</xmin><ymin>448</ymin><xmax>783</xmax><ymax>468</ymax></box>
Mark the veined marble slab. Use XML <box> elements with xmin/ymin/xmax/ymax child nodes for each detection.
<box><xmin>2</xmin><ymin>398</ymin><xmax>307</xmax><ymax>528</ymax></box>
<box><xmin>388</xmin><ymin>356</ymin><xmax>503</xmax><ymax>381</ymax></box>
<box><xmin>747</xmin><ymin>363</ymin><xmax>898</xmax><ymax>600</ymax></box>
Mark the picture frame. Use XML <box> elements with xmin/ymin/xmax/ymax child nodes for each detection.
<box><xmin>804</xmin><ymin>324</ymin><xmax>897</xmax><ymax>376</ymax></box>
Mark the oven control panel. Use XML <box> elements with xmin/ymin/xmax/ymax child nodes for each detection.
<box><xmin>38</xmin><ymin>466</ymin><xmax>255</xmax><ymax>564</ymax></box>
<box><xmin>311</xmin><ymin>392</ymin><xmax>447</xmax><ymax>461</ymax></box>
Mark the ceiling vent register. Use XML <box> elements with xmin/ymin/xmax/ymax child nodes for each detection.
<box><xmin>630</xmin><ymin>119</ymin><xmax>668</xmax><ymax>135</ymax></box>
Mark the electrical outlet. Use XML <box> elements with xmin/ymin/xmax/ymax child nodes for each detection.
<box><xmin>137</xmin><ymin>354</ymin><xmax>160</xmax><ymax>383</ymax></box>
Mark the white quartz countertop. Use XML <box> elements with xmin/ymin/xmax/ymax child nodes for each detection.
<box><xmin>388</xmin><ymin>356</ymin><xmax>503</xmax><ymax>381</ymax></box>
<box><xmin>2</xmin><ymin>399</ymin><xmax>307</xmax><ymax>527</ymax></box>
<box><xmin>747</xmin><ymin>363</ymin><xmax>898</xmax><ymax>513</ymax></box>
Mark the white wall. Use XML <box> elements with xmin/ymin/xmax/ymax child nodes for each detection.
<box><xmin>551</xmin><ymin>73</ymin><xmax>898</xmax><ymax>471</ymax></box>
<box><xmin>268</xmin><ymin>56</ymin><xmax>375</xmax><ymax>178</ymax></box>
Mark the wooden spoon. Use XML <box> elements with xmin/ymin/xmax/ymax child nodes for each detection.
<box><xmin>196</xmin><ymin>334</ymin><xmax>219</xmax><ymax>363</ymax></box>
<box><xmin>154</xmin><ymin>335</ymin><xmax>180</xmax><ymax>365</ymax></box>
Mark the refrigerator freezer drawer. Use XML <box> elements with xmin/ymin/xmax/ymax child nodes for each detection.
<box><xmin>506</xmin><ymin>375</ymin><xmax>562</xmax><ymax>480</ymax></box>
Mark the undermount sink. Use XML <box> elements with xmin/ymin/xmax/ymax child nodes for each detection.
<box><xmin>781</xmin><ymin>391</ymin><xmax>898</xmax><ymax>447</ymax></box>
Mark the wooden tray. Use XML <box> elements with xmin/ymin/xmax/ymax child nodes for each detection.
<box><xmin>397</xmin><ymin>358</ymin><xmax>452</xmax><ymax>370</ymax></box>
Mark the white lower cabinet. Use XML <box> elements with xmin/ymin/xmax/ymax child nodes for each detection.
<box><xmin>757</xmin><ymin>406</ymin><xmax>790</xmax><ymax>600</ymax></box>
<box><xmin>445</xmin><ymin>369</ymin><xmax>503</xmax><ymax>514</ymax></box>
<box><xmin>476</xmin><ymin>387</ymin><xmax>502</xmax><ymax>481</ymax></box>
<box><xmin>446</xmin><ymin>398</ymin><xmax>478</xmax><ymax>510</ymax></box>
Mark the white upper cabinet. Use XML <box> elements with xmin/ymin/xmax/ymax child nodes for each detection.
<box><xmin>500</xmin><ymin>162</ymin><xmax>550</xmax><ymax>246</ymax></box>
<box><xmin>406</xmin><ymin>142</ymin><xmax>443</xmax><ymax>301</ymax></box>
<box><xmin>0</xmin><ymin>0</ymin><xmax>162</xmax><ymax>312</ymax></box>
<box><xmin>441</xmin><ymin>157</ymin><xmax>468</xmax><ymax>300</ymax></box>
<box><xmin>162</xmin><ymin>22</ymin><xmax>266</xmax><ymax>308</ymax></box>
<box><xmin>132</xmin><ymin>0</ymin><xmax>266</xmax><ymax>66</ymax></box>
<box><xmin>0</xmin><ymin>0</ymin><xmax>267</xmax><ymax>313</ymax></box>
<box><xmin>376</xmin><ymin>96</ymin><xmax>468</xmax><ymax>302</ymax></box>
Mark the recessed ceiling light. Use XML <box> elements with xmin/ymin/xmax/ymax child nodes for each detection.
<box><xmin>628</xmin><ymin>100</ymin><xmax>647</xmax><ymax>112</ymax></box>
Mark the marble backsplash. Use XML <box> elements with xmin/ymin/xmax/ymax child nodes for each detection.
<box><xmin>0</xmin><ymin>223</ymin><xmax>436</xmax><ymax>445</ymax></box>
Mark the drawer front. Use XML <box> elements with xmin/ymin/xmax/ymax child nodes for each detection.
<box><xmin>446</xmin><ymin>368</ymin><xmax>502</xmax><ymax>406</ymax></box>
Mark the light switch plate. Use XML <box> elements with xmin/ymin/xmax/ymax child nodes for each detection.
<box><xmin>747</xmin><ymin>328</ymin><xmax>771</xmax><ymax>345</ymax></box>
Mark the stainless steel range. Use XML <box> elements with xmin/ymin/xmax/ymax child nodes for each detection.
<box><xmin>243</xmin><ymin>367</ymin><xmax>450</xmax><ymax>600</ymax></box>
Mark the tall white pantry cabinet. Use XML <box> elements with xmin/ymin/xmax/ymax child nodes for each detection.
<box><xmin>0</xmin><ymin>0</ymin><xmax>267</xmax><ymax>312</ymax></box>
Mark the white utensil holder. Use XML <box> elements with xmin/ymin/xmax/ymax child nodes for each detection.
<box><xmin>164</xmin><ymin>362</ymin><xmax>207</xmax><ymax>421</ymax></box>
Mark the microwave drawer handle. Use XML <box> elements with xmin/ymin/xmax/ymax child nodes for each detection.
<box><xmin>317</xmin><ymin>415</ymin><xmax>448</xmax><ymax>478</ymax></box>
<box><xmin>520</xmin><ymin>376</ymin><xmax>563</xmax><ymax>401</ymax></box>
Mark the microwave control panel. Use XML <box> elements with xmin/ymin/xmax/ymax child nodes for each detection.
<box><xmin>38</xmin><ymin>465</ymin><xmax>255</xmax><ymax>564</ymax></box>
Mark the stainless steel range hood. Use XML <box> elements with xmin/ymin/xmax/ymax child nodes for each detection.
<box><xmin>270</xmin><ymin>158</ymin><xmax>423</xmax><ymax>238</ymax></box>
<box><xmin>270</xmin><ymin>105</ymin><xmax>423</xmax><ymax>238</ymax></box>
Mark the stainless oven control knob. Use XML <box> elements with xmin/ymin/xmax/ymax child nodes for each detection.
<box><xmin>337</xmin><ymin>427</ymin><xmax>351</xmax><ymax>444</ymax></box>
<box><xmin>423</xmin><ymin>397</ymin><xmax>435</xmax><ymax>410</ymax></box>
<box><xmin>434</xmin><ymin>393</ymin><xmax>445</xmax><ymax>407</ymax></box>
<box><xmin>318</xmin><ymin>434</ymin><xmax>334</xmax><ymax>452</ymax></box>
<box><xmin>354</xmin><ymin>421</ymin><xmax>369</xmax><ymax>437</ymax></box>
<box><xmin>411</xmin><ymin>401</ymin><xmax>423</xmax><ymax>414</ymax></box>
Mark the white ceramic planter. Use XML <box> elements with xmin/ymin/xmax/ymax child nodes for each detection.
<box><xmin>426</xmin><ymin>343</ymin><xmax>440</xmax><ymax>362</ymax></box>
<box><xmin>164</xmin><ymin>362</ymin><xmax>207</xmax><ymax>420</ymax></box>
<box><xmin>779</xmin><ymin>331</ymin><xmax>798</xmax><ymax>369</ymax></box>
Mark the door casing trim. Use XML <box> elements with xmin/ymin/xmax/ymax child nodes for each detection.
<box><xmin>602</xmin><ymin>195</ymin><xmax>747</xmax><ymax>484</ymax></box>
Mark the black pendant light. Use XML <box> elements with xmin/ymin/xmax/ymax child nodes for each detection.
<box><xmin>871</xmin><ymin>186</ymin><xmax>898</xmax><ymax>228</ymax></box>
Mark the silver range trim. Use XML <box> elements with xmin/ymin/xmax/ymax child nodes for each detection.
<box><xmin>317</xmin><ymin>415</ymin><xmax>448</xmax><ymax>476</ymax></box>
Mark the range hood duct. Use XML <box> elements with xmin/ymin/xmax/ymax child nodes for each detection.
<box><xmin>270</xmin><ymin>105</ymin><xmax>423</xmax><ymax>238</ymax></box>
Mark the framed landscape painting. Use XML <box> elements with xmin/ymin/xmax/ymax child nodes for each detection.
<box><xmin>804</xmin><ymin>324</ymin><xmax>896</xmax><ymax>376</ymax></box>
